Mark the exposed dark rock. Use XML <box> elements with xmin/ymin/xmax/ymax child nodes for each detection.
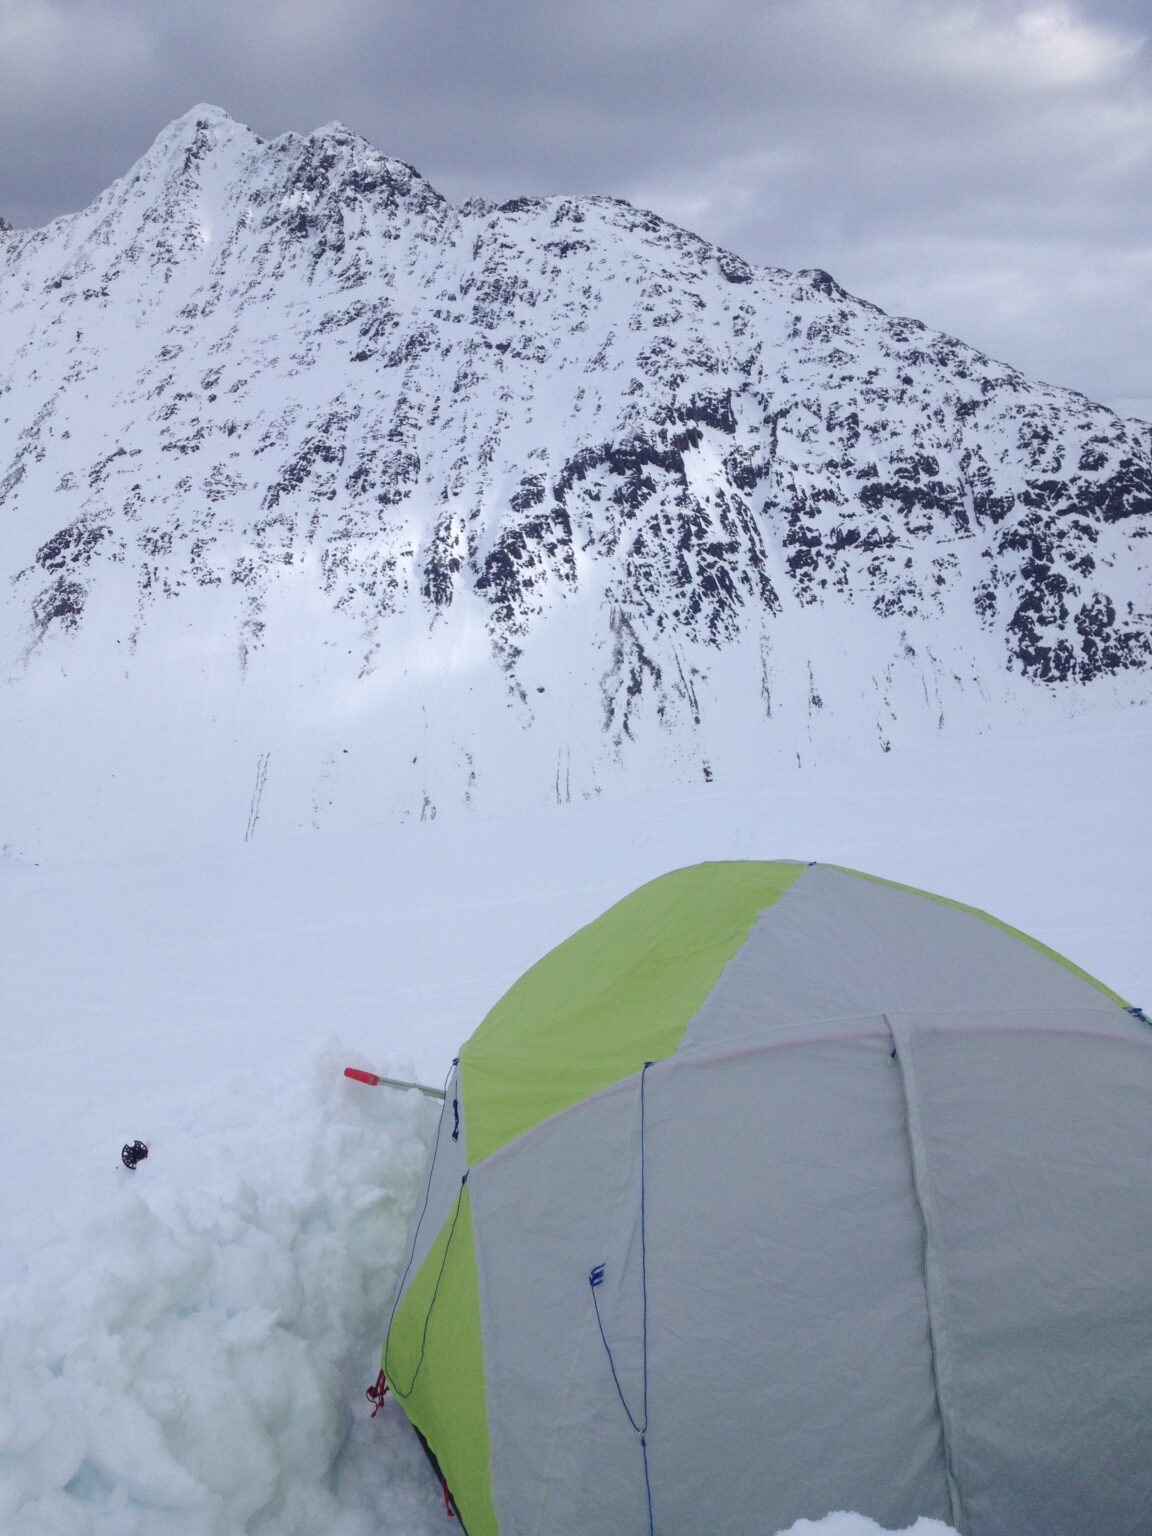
<box><xmin>1</xmin><ymin>104</ymin><xmax>1148</xmax><ymax>732</ymax></box>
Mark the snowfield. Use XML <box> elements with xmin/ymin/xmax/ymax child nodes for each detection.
<box><xmin>1</xmin><ymin>703</ymin><xmax>1148</xmax><ymax>1533</ymax></box>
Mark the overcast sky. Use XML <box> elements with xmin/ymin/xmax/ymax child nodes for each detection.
<box><xmin>2</xmin><ymin>0</ymin><xmax>1149</xmax><ymax>416</ymax></box>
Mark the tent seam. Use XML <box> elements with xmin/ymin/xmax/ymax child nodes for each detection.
<box><xmin>887</xmin><ymin>1012</ymin><xmax>968</xmax><ymax>1534</ymax></box>
<box><xmin>470</xmin><ymin>1013</ymin><xmax>1139</xmax><ymax>1175</ymax></box>
<box><xmin>675</xmin><ymin>1004</ymin><xmax>1129</xmax><ymax>1056</ymax></box>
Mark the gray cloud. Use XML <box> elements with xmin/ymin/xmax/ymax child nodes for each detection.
<box><xmin>0</xmin><ymin>0</ymin><xmax>1148</xmax><ymax>413</ymax></box>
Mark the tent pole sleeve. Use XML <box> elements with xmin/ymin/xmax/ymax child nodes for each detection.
<box><xmin>887</xmin><ymin>1014</ymin><xmax>968</xmax><ymax>1535</ymax></box>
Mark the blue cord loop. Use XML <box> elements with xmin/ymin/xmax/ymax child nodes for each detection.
<box><xmin>1126</xmin><ymin>1005</ymin><xmax>1150</xmax><ymax>1027</ymax></box>
<box><xmin>588</xmin><ymin>1062</ymin><xmax>655</xmax><ymax>1533</ymax></box>
<box><xmin>589</xmin><ymin>1260</ymin><xmax>646</xmax><ymax>1436</ymax></box>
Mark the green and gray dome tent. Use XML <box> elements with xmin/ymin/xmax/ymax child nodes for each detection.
<box><xmin>381</xmin><ymin>861</ymin><xmax>1152</xmax><ymax>1536</ymax></box>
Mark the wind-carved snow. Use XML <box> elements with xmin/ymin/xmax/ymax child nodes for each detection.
<box><xmin>0</xmin><ymin>105</ymin><xmax>1149</xmax><ymax>850</ymax></box>
<box><xmin>0</xmin><ymin>1039</ymin><xmax>451</xmax><ymax>1536</ymax></box>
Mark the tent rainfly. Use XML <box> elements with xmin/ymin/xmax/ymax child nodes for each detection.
<box><xmin>380</xmin><ymin>861</ymin><xmax>1152</xmax><ymax>1536</ymax></box>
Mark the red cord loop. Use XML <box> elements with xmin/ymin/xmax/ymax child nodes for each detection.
<box><xmin>366</xmin><ymin>1370</ymin><xmax>390</xmax><ymax>1417</ymax></box>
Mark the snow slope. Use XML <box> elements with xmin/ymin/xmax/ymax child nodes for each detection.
<box><xmin>2</xmin><ymin>107</ymin><xmax>1150</xmax><ymax>856</ymax></box>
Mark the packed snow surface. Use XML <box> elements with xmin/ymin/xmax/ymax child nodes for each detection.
<box><xmin>782</xmin><ymin>1523</ymin><xmax>955</xmax><ymax>1536</ymax></box>
<box><xmin>2</xmin><ymin>703</ymin><xmax>1148</xmax><ymax>1533</ymax></box>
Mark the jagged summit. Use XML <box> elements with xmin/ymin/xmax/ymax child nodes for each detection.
<box><xmin>1</xmin><ymin>108</ymin><xmax>1149</xmax><ymax>851</ymax></box>
<box><xmin>309</xmin><ymin>120</ymin><xmax>370</xmax><ymax>147</ymax></box>
<box><xmin>170</xmin><ymin>102</ymin><xmax>239</xmax><ymax>128</ymax></box>
<box><xmin>114</xmin><ymin>103</ymin><xmax>262</xmax><ymax>194</ymax></box>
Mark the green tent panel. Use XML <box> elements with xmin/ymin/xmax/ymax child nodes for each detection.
<box><xmin>382</xmin><ymin>861</ymin><xmax>1152</xmax><ymax>1536</ymax></box>
<box><xmin>384</xmin><ymin>1183</ymin><xmax>497</xmax><ymax>1535</ymax></box>
<box><xmin>459</xmin><ymin>859</ymin><xmax>808</xmax><ymax>1164</ymax></box>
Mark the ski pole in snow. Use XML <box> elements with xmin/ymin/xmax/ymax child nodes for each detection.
<box><xmin>344</xmin><ymin>1066</ymin><xmax>446</xmax><ymax>1101</ymax></box>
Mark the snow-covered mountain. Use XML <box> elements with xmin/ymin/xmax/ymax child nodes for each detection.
<box><xmin>2</xmin><ymin>107</ymin><xmax>1150</xmax><ymax>1536</ymax></box>
<box><xmin>2</xmin><ymin>105</ymin><xmax>1149</xmax><ymax>853</ymax></box>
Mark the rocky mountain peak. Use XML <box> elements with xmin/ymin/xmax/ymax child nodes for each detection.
<box><xmin>1</xmin><ymin>109</ymin><xmax>1149</xmax><ymax>851</ymax></box>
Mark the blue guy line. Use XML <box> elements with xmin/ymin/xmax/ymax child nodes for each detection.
<box><xmin>386</xmin><ymin>1171</ymin><xmax>469</xmax><ymax>1400</ymax></box>
<box><xmin>383</xmin><ymin>1058</ymin><xmax>465</xmax><ymax>1399</ymax></box>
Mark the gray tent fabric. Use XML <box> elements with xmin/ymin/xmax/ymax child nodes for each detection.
<box><xmin>469</xmin><ymin>1034</ymin><xmax>957</xmax><ymax>1535</ymax></box>
<box><xmin>888</xmin><ymin>1011</ymin><xmax>1152</xmax><ymax>1536</ymax></box>
<box><xmin>387</xmin><ymin>864</ymin><xmax>1152</xmax><ymax>1536</ymax></box>
<box><xmin>680</xmin><ymin>865</ymin><xmax>1122</xmax><ymax>1055</ymax></box>
<box><xmin>470</xmin><ymin>1085</ymin><xmax>655</xmax><ymax>1535</ymax></box>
